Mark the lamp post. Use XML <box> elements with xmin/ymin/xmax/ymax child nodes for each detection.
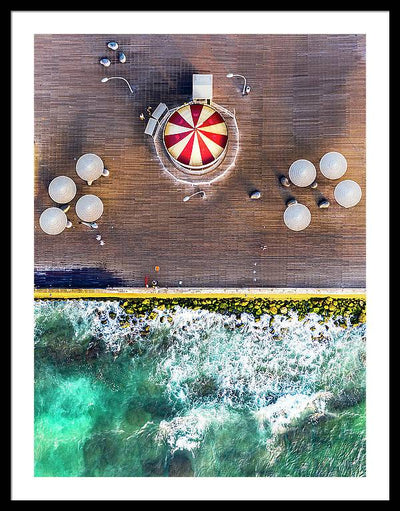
<box><xmin>226</xmin><ymin>73</ymin><xmax>251</xmax><ymax>95</ymax></box>
<box><xmin>101</xmin><ymin>76</ymin><xmax>136</xmax><ymax>94</ymax></box>
<box><xmin>79</xmin><ymin>221</ymin><xmax>98</xmax><ymax>229</ymax></box>
<box><xmin>183</xmin><ymin>191</ymin><xmax>206</xmax><ymax>202</ymax></box>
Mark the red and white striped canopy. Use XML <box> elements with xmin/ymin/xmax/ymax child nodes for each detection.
<box><xmin>163</xmin><ymin>104</ymin><xmax>228</xmax><ymax>169</ymax></box>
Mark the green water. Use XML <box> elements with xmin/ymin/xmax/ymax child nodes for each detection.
<box><xmin>34</xmin><ymin>300</ymin><xmax>366</xmax><ymax>477</ymax></box>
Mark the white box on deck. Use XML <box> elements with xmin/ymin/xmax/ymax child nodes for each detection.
<box><xmin>144</xmin><ymin>117</ymin><xmax>158</xmax><ymax>136</ymax></box>
<box><xmin>192</xmin><ymin>74</ymin><xmax>213</xmax><ymax>103</ymax></box>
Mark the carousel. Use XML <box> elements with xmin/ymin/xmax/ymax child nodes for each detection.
<box><xmin>146</xmin><ymin>74</ymin><xmax>239</xmax><ymax>184</ymax></box>
<box><xmin>163</xmin><ymin>103</ymin><xmax>228</xmax><ymax>173</ymax></box>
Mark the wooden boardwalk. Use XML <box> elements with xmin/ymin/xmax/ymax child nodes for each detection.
<box><xmin>34</xmin><ymin>34</ymin><xmax>366</xmax><ymax>289</ymax></box>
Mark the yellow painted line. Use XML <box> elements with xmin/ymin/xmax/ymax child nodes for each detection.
<box><xmin>34</xmin><ymin>288</ymin><xmax>366</xmax><ymax>300</ymax></box>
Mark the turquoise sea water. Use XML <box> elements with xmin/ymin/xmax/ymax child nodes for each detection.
<box><xmin>34</xmin><ymin>299</ymin><xmax>366</xmax><ymax>477</ymax></box>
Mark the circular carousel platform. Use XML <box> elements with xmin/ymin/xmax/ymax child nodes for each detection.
<box><xmin>163</xmin><ymin>103</ymin><xmax>228</xmax><ymax>174</ymax></box>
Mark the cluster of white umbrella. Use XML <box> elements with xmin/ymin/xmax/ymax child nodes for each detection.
<box><xmin>39</xmin><ymin>153</ymin><xmax>108</xmax><ymax>235</ymax></box>
<box><xmin>283</xmin><ymin>151</ymin><xmax>362</xmax><ymax>231</ymax></box>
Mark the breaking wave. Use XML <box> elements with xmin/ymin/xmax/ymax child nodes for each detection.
<box><xmin>34</xmin><ymin>299</ymin><xmax>366</xmax><ymax>477</ymax></box>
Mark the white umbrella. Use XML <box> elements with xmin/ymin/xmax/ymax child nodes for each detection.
<box><xmin>319</xmin><ymin>151</ymin><xmax>347</xmax><ymax>179</ymax></box>
<box><xmin>48</xmin><ymin>175</ymin><xmax>77</xmax><ymax>204</ymax></box>
<box><xmin>334</xmin><ymin>180</ymin><xmax>362</xmax><ymax>208</ymax></box>
<box><xmin>39</xmin><ymin>207</ymin><xmax>68</xmax><ymax>235</ymax></box>
<box><xmin>75</xmin><ymin>194</ymin><xmax>104</xmax><ymax>222</ymax></box>
<box><xmin>283</xmin><ymin>203</ymin><xmax>311</xmax><ymax>231</ymax></box>
<box><xmin>288</xmin><ymin>159</ymin><xmax>316</xmax><ymax>187</ymax></box>
<box><xmin>76</xmin><ymin>153</ymin><xmax>104</xmax><ymax>185</ymax></box>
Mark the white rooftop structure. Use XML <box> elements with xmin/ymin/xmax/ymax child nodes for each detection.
<box><xmin>144</xmin><ymin>117</ymin><xmax>158</xmax><ymax>137</ymax></box>
<box><xmin>192</xmin><ymin>74</ymin><xmax>213</xmax><ymax>103</ymax></box>
<box><xmin>151</xmin><ymin>102</ymin><xmax>168</xmax><ymax>122</ymax></box>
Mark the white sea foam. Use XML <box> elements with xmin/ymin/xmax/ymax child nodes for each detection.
<box><xmin>254</xmin><ymin>391</ymin><xmax>335</xmax><ymax>435</ymax></box>
<box><xmin>34</xmin><ymin>300</ymin><xmax>366</xmax><ymax>455</ymax></box>
<box><xmin>155</xmin><ymin>406</ymin><xmax>231</xmax><ymax>454</ymax></box>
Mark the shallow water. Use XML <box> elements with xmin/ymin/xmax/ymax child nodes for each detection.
<box><xmin>34</xmin><ymin>299</ymin><xmax>366</xmax><ymax>477</ymax></box>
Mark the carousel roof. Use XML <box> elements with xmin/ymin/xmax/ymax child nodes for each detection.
<box><xmin>163</xmin><ymin>104</ymin><xmax>228</xmax><ymax>168</ymax></box>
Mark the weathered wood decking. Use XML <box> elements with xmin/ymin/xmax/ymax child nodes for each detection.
<box><xmin>34</xmin><ymin>34</ymin><xmax>366</xmax><ymax>289</ymax></box>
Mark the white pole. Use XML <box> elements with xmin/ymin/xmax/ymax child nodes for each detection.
<box><xmin>101</xmin><ymin>76</ymin><xmax>136</xmax><ymax>94</ymax></box>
